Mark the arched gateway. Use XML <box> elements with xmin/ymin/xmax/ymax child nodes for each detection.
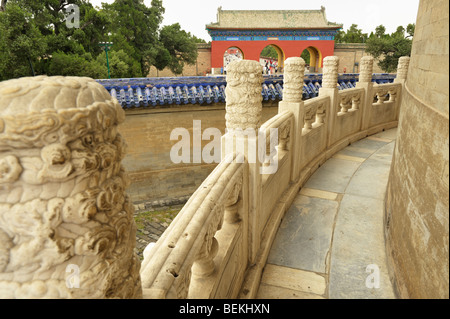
<box><xmin>206</xmin><ymin>6</ymin><xmax>342</xmax><ymax>74</ymax></box>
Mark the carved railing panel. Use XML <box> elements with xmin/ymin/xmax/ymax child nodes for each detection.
<box><xmin>370</xmin><ymin>82</ymin><xmax>402</xmax><ymax>127</ymax></box>
<box><xmin>302</xmin><ymin>96</ymin><xmax>330</xmax><ymax>135</ymax></box>
<box><xmin>337</xmin><ymin>87</ymin><xmax>365</xmax><ymax>115</ymax></box>
<box><xmin>373</xmin><ymin>83</ymin><xmax>401</xmax><ymax>105</ymax></box>
<box><xmin>259</xmin><ymin>111</ymin><xmax>294</xmax><ymax>168</ymax></box>
<box><xmin>140</xmin><ymin>152</ymin><xmax>247</xmax><ymax>299</ymax></box>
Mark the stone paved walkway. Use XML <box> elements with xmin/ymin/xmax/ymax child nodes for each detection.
<box><xmin>256</xmin><ymin>128</ymin><xmax>398</xmax><ymax>299</ymax></box>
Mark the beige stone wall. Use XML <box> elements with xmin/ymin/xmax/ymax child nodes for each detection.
<box><xmin>334</xmin><ymin>44</ymin><xmax>384</xmax><ymax>74</ymax></box>
<box><xmin>385</xmin><ymin>0</ymin><xmax>449</xmax><ymax>299</ymax></box>
<box><xmin>147</xmin><ymin>46</ymin><xmax>212</xmax><ymax>77</ymax></box>
<box><xmin>118</xmin><ymin>104</ymin><xmax>278</xmax><ymax>204</ymax></box>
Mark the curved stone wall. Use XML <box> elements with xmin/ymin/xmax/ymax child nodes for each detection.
<box><xmin>385</xmin><ymin>0</ymin><xmax>449</xmax><ymax>298</ymax></box>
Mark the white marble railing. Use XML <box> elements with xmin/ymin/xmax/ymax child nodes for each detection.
<box><xmin>140</xmin><ymin>152</ymin><xmax>248</xmax><ymax>298</ymax></box>
<box><xmin>0</xmin><ymin>55</ymin><xmax>409</xmax><ymax>299</ymax></box>
<box><xmin>139</xmin><ymin>55</ymin><xmax>409</xmax><ymax>299</ymax></box>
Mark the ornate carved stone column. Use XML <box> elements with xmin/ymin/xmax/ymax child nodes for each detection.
<box><xmin>319</xmin><ymin>56</ymin><xmax>340</xmax><ymax>147</ymax></box>
<box><xmin>395</xmin><ymin>56</ymin><xmax>410</xmax><ymax>82</ymax></box>
<box><xmin>0</xmin><ymin>76</ymin><xmax>142</xmax><ymax>298</ymax></box>
<box><xmin>356</xmin><ymin>56</ymin><xmax>375</xmax><ymax>130</ymax></box>
<box><xmin>279</xmin><ymin>57</ymin><xmax>306</xmax><ymax>182</ymax></box>
<box><xmin>225</xmin><ymin>60</ymin><xmax>264</xmax><ymax>131</ymax></box>
<box><xmin>282</xmin><ymin>57</ymin><xmax>305</xmax><ymax>103</ymax></box>
<box><xmin>359</xmin><ymin>56</ymin><xmax>374</xmax><ymax>83</ymax></box>
<box><xmin>393</xmin><ymin>56</ymin><xmax>411</xmax><ymax>119</ymax></box>
<box><xmin>322</xmin><ymin>56</ymin><xmax>340</xmax><ymax>89</ymax></box>
<box><xmin>222</xmin><ymin>60</ymin><xmax>263</xmax><ymax>264</ymax></box>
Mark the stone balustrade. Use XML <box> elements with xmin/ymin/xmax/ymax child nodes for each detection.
<box><xmin>139</xmin><ymin>55</ymin><xmax>408</xmax><ymax>299</ymax></box>
<box><xmin>0</xmin><ymin>55</ymin><xmax>409</xmax><ymax>299</ymax></box>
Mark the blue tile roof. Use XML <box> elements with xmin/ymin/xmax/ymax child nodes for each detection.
<box><xmin>96</xmin><ymin>73</ymin><xmax>396</xmax><ymax>109</ymax></box>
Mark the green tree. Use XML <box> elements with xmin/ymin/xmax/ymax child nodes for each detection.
<box><xmin>335</xmin><ymin>24</ymin><xmax>368</xmax><ymax>43</ymax></box>
<box><xmin>300</xmin><ymin>49</ymin><xmax>310</xmax><ymax>65</ymax></box>
<box><xmin>96</xmin><ymin>49</ymin><xmax>142</xmax><ymax>78</ymax></box>
<box><xmin>103</xmin><ymin>0</ymin><xmax>165</xmax><ymax>76</ymax></box>
<box><xmin>406</xmin><ymin>23</ymin><xmax>415</xmax><ymax>38</ymax></box>
<box><xmin>47</xmin><ymin>51</ymin><xmax>107</xmax><ymax>78</ymax></box>
<box><xmin>104</xmin><ymin>0</ymin><xmax>198</xmax><ymax>76</ymax></box>
<box><xmin>0</xmin><ymin>1</ymin><xmax>46</xmax><ymax>80</ymax></box>
<box><xmin>158</xmin><ymin>23</ymin><xmax>198</xmax><ymax>74</ymax></box>
<box><xmin>0</xmin><ymin>0</ymin><xmax>203</xmax><ymax>80</ymax></box>
<box><xmin>365</xmin><ymin>25</ymin><xmax>413</xmax><ymax>72</ymax></box>
<box><xmin>261</xmin><ymin>46</ymin><xmax>278</xmax><ymax>59</ymax></box>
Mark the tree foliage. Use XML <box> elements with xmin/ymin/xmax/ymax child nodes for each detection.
<box><xmin>365</xmin><ymin>24</ymin><xmax>414</xmax><ymax>72</ymax></box>
<box><xmin>334</xmin><ymin>24</ymin><xmax>368</xmax><ymax>43</ymax></box>
<box><xmin>0</xmin><ymin>0</ymin><xmax>199</xmax><ymax>80</ymax></box>
<box><xmin>261</xmin><ymin>46</ymin><xmax>278</xmax><ymax>59</ymax></box>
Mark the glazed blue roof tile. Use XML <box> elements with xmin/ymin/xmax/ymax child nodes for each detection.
<box><xmin>96</xmin><ymin>73</ymin><xmax>396</xmax><ymax>108</ymax></box>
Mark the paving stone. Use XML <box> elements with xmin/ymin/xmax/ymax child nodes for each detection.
<box><xmin>345</xmin><ymin>142</ymin><xmax>395</xmax><ymax>200</ymax></box>
<box><xmin>256</xmin><ymin>283</ymin><xmax>325</xmax><ymax>299</ymax></box>
<box><xmin>348</xmin><ymin>137</ymin><xmax>389</xmax><ymax>152</ymax></box>
<box><xmin>303</xmin><ymin>157</ymin><xmax>361</xmax><ymax>193</ymax></box>
<box><xmin>299</xmin><ymin>188</ymin><xmax>338</xmax><ymax>201</ymax></box>
<box><xmin>328</xmin><ymin>194</ymin><xmax>395</xmax><ymax>299</ymax></box>
<box><xmin>267</xmin><ymin>195</ymin><xmax>338</xmax><ymax>273</ymax></box>
<box><xmin>260</xmin><ymin>264</ymin><xmax>327</xmax><ymax>296</ymax></box>
<box><xmin>336</xmin><ymin>145</ymin><xmax>376</xmax><ymax>159</ymax></box>
<box><xmin>371</xmin><ymin>128</ymin><xmax>397</xmax><ymax>140</ymax></box>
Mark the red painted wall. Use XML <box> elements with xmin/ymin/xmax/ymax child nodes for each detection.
<box><xmin>211</xmin><ymin>40</ymin><xmax>335</xmax><ymax>69</ymax></box>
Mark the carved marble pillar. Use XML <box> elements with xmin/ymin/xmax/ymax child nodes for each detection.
<box><xmin>225</xmin><ymin>60</ymin><xmax>264</xmax><ymax>131</ymax></box>
<box><xmin>322</xmin><ymin>56</ymin><xmax>340</xmax><ymax>89</ymax></box>
<box><xmin>282</xmin><ymin>57</ymin><xmax>305</xmax><ymax>103</ymax></box>
<box><xmin>395</xmin><ymin>56</ymin><xmax>410</xmax><ymax>82</ymax></box>
<box><xmin>394</xmin><ymin>56</ymin><xmax>410</xmax><ymax>119</ymax></box>
<box><xmin>319</xmin><ymin>56</ymin><xmax>340</xmax><ymax>147</ymax></box>
<box><xmin>279</xmin><ymin>57</ymin><xmax>306</xmax><ymax>182</ymax></box>
<box><xmin>356</xmin><ymin>56</ymin><xmax>375</xmax><ymax>130</ymax></box>
<box><xmin>0</xmin><ymin>76</ymin><xmax>142</xmax><ymax>298</ymax></box>
<box><xmin>222</xmin><ymin>60</ymin><xmax>263</xmax><ymax>264</ymax></box>
<box><xmin>359</xmin><ymin>56</ymin><xmax>375</xmax><ymax>83</ymax></box>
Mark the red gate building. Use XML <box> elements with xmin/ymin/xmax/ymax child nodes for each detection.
<box><xmin>206</xmin><ymin>6</ymin><xmax>342</xmax><ymax>73</ymax></box>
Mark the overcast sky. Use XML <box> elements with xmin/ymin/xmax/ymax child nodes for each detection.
<box><xmin>90</xmin><ymin>0</ymin><xmax>420</xmax><ymax>42</ymax></box>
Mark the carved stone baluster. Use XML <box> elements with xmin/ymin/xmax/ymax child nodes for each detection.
<box><xmin>278</xmin><ymin>121</ymin><xmax>291</xmax><ymax>151</ymax></box>
<box><xmin>375</xmin><ymin>90</ymin><xmax>388</xmax><ymax>104</ymax></box>
<box><xmin>315</xmin><ymin>103</ymin><xmax>326</xmax><ymax>124</ymax></box>
<box><xmin>192</xmin><ymin>206</ymin><xmax>224</xmax><ymax>277</ymax></box>
<box><xmin>303</xmin><ymin>105</ymin><xmax>317</xmax><ymax>133</ymax></box>
<box><xmin>351</xmin><ymin>94</ymin><xmax>361</xmax><ymax>110</ymax></box>
<box><xmin>224</xmin><ymin>177</ymin><xmax>243</xmax><ymax>224</ymax></box>
<box><xmin>339</xmin><ymin>95</ymin><xmax>351</xmax><ymax>113</ymax></box>
<box><xmin>388</xmin><ymin>89</ymin><xmax>397</xmax><ymax>102</ymax></box>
